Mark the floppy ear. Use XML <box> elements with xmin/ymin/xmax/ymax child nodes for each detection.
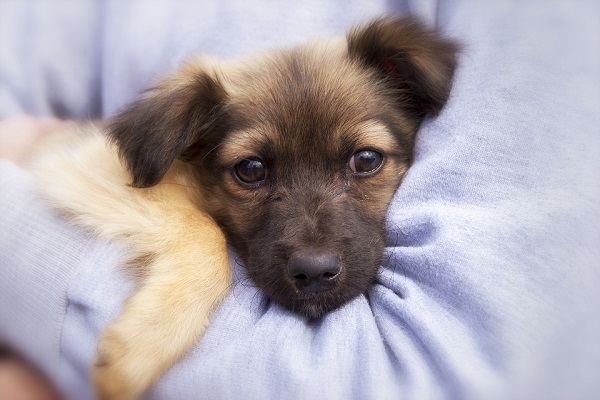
<box><xmin>347</xmin><ymin>16</ymin><xmax>459</xmax><ymax>119</ymax></box>
<box><xmin>108</xmin><ymin>65</ymin><xmax>227</xmax><ymax>188</ymax></box>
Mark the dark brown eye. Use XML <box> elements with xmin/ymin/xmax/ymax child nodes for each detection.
<box><xmin>233</xmin><ymin>158</ymin><xmax>268</xmax><ymax>185</ymax></box>
<box><xmin>349</xmin><ymin>150</ymin><xmax>383</xmax><ymax>174</ymax></box>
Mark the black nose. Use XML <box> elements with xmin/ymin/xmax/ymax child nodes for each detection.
<box><xmin>288</xmin><ymin>248</ymin><xmax>341</xmax><ymax>293</ymax></box>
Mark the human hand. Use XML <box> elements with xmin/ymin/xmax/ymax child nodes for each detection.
<box><xmin>0</xmin><ymin>116</ymin><xmax>66</xmax><ymax>163</ymax></box>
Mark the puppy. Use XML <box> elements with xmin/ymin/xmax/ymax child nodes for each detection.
<box><xmin>22</xmin><ymin>16</ymin><xmax>458</xmax><ymax>400</ymax></box>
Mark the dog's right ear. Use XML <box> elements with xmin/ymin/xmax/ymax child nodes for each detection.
<box><xmin>108</xmin><ymin>65</ymin><xmax>227</xmax><ymax>188</ymax></box>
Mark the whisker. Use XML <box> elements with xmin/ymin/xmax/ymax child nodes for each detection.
<box><xmin>198</xmin><ymin>143</ymin><xmax>223</xmax><ymax>165</ymax></box>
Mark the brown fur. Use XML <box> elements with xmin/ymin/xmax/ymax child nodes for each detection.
<box><xmin>23</xmin><ymin>16</ymin><xmax>458</xmax><ymax>399</ymax></box>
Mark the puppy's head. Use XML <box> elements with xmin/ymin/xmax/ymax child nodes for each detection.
<box><xmin>109</xmin><ymin>16</ymin><xmax>459</xmax><ymax>317</ymax></box>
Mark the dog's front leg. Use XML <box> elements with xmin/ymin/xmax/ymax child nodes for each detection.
<box><xmin>21</xmin><ymin>123</ymin><xmax>232</xmax><ymax>398</ymax></box>
<box><xmin>92</xmin><ymin>213</ymin><xmax>232</xmax><ymax>400</ymax></box>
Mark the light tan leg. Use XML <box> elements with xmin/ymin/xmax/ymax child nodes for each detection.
<box><xmin>25</xmin><ymin>128</ymin><xmax>232</xmax><ymax>399</ymax></box>
<box><xmin>92</xmin><ymin>212</ymin><xmax>231</xmax><ymax>400</ymax></box>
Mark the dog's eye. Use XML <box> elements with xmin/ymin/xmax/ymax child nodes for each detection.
<box><xmin>233</xmin><ymin>158</ymin><xmax>268</xmax><ymax>185</ymax></box>
<box><xmin>349</xmin><ymin>150</ymin><xmax>383</xmax><ymax>175</ymax></box>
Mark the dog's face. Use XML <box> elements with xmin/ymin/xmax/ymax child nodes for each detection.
<box><xmin>109</xmin><ymin>17</ymin><xmax>458</xmax><ymax>317</ymax></box>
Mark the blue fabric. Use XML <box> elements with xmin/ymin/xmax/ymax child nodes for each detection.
<box><xmin>1</xmin><ymin>0</ymin><xmax>599</xmax><ymax>399</ymax></box>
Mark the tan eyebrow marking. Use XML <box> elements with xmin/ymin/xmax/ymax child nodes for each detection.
<box><xmin>344</xmin><ymin>120</ymin><xmax>399</xmax><ymax>153</ymax></box>
<box><xmin>218</xmin><ymin>128</ymin><xmax>272</xmax><ymax>166</ymax></box>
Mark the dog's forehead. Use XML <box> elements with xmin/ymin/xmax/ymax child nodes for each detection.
<box><xmin>217</xmin><ymin>40</ymin><xmax>401</xmax><ymax>165</ymax></box>
<box><xmin>218</xmin><ymin>120</ymin><xmax>397</xmax><ymax>167</ymax></box>
<box><xmin>226</xmin><ymin>42</ymin><xmax>382</xmax><ymax>124</ymax></box>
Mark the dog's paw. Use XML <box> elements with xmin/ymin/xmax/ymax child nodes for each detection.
<box><xmin>92</xmin><ymin>327</ymin><xmax>154</xmax><ymax>400</ymax></box>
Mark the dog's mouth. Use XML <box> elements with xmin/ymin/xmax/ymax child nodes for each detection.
<box><xmin>276</xmin><ymin>285</ymin><xmax>349</xmax><ymax>319</ymax></box>
<box><xmin>246</xmin><ymin>246</ymin><xmax>379</xmax><ymax>319</ymax></box>
<box><xmin>287</xmin><ymin>293</ymin><xmax>345</xmax><ymax>319</ymax></box>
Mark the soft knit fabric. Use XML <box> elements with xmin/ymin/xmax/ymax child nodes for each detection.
<box><xmin>1</xmin><ymin>0</ymin><xmax>599</xmax><ymax>399</ymax></box>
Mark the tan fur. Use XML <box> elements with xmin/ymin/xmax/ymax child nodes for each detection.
<box><xmin>25</xmin><ymin>124</ymin><xmax>232</xmax><ymax>400</ymax></box>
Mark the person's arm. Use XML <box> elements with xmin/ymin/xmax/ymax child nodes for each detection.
<box><xmin>0</xmin><ymin>0</ymin><xmax>103</xmax><ymax>119</ymax></box>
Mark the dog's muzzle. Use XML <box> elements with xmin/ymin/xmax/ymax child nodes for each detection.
<box><xmin>288</xmin><ymin>248</ymin><xmax>341</xmax><ymax>293</ymax></box>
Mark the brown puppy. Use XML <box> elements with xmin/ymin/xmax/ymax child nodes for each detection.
<box><xmin>24</xmin><ymin>16</ymin><xmax>458</xmax><ymax>400</ymax></box>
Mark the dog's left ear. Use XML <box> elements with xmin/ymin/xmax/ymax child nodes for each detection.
<box><xmin>108</xmin><ymin>66</ymin><xmax>227</xmax><ymax>188</ymax></box>
<box><xmin>347</xmin><ymin>16</ymin><xmax>459</xmax><ymax>119</ymax></box>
